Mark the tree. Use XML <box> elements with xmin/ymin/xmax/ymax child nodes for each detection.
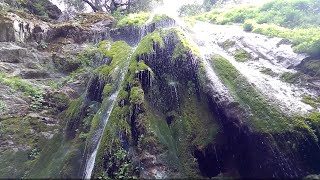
<box><xmin>60</xmin><ymin>0</ymin><xmax>160</xmax><ymax>14</ymax></box>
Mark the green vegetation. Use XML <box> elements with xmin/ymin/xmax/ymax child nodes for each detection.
<box><xmin>168</xmin><ymin>28</ymin><xmax>200</xmax><ymax>60</ymax></box>
<box><xmin>234</xmin><ymin>49</ymin><xmax>252</xmax><ymax>62</ymax></box>
<box><xmin>196</xmin><ymin>0</ymin><xmax>320</xmax><ymax>28</ymax></box>
<box><xmin>195</xmin><ymin>0</ymin><xmax>320</xmax><ymax>56</ymax></box>
<box><xmin>102</xmin><ymin>84</ymin><xmax>114</xmax><ymax>99</ymax></box>
<box><xmin>0</xmin><ymin>72</ymin><xmax>44</xmax><ymax>111</ymax></box>
<box><xmin>0</xmin><ymin>99</ymin><xmax>6</xmax><ymax>112</ymax></box>
<box><xmin>302</xmin><ymin>95</ymin><xmax>320</xmax><ymax>108</ymax></box>
<box><xmin>220</xmin><ymin>39</ymin><xmax>236</xmax><ymax>49</ymax></box>
<box><xmin>210</xmin><ymin>55</ymin><xmax>312</xmax><ymax>134</ymax></box>
<box><xmin>260</xmin><ymin>67</ymin><xmax>278</xmax><ymax>77</ymax></box>
<box><xmin>252</xmin><ymin>24</ymin><xmax>320</xmax><ymax>56</ymax></box>
<box><xmin>133</xmin><ymin>29</ymin><xmax>164</xmax><ymax>59</ymax></box>
<box><xmin>116</xmin><ymin>12</ymin><xmax>150</xmax><ymax>28</ymax></box>
<box><xmin>297</xmin><ymin>59</ymin><xmax>320</xmax><ymax>77</ymax></box>
<box><xmin>95</xmin><ymin>41</ymin><xmax>132</xmax><ymax>80</ymax></box>
<box><xmin>243</xmin><ymin>19</ymin><xmax>255</xmax><ymax>32</ymax></box>
<box><xmin>130</xmin><ymin>87</ymin><xmax>144</xmax><ymax>105</ymax></box>
<box><xmin>0</xmin><ymin>116</ymin><xmax>51</xmax><ymax>147</ymax></box>
<box><xmin>148</xmin><ymin>14</ymin><xmax>171</xmax><ymax>25</ymax></box>
<box><xmin>178</xmin><ymin>4</ymin><xmax>204</xmax><ymax>17</ymax></box>
<box><xmin>280</xmin><ymin>72</ymin><xmax>304</xmax><ymax>83</ymax></box>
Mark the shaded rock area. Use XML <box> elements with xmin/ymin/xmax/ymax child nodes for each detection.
<box><xmin>0</xmin><ymin>4</ymin><xmax>114</xmax><ymax>178</ymax></box>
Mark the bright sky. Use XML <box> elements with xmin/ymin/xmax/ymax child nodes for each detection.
<box><xmin>50</xmin><ymin>0</ymin><xmax>272</xmax><ymax>14</ymax></box>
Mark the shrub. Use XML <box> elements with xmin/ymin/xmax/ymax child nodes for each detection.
<box><xmin>243</xmin><ymin>19</ymin><xmax>256</xmax><ymax>32</ymax></box>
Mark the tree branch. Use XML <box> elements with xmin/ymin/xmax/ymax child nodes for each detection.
<box><xmin>81</xmin><ymin>0</ymin><xmax>101</xmax><ymax>12</ymax></box>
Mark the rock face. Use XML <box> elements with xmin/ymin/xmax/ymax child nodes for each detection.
<box><xmin>1</xmin><ymin>6</ymin><xmax>320</xmax><ymax>180</ymax></box>
<box><xmin>0</xmin><ymin>13</ymin><xmax>49</xmax><ymax>42</ymax></box>
<box><xmin>0</xmin><ymin>9</ymin><xmax>113</xmax><ymax>178</ymax></box>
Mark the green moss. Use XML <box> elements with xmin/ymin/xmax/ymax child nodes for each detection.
<box><xmin>220</xmin><ymin>39</ymin><xmax>236</xmax><ymax>49</ymax></box>
<box><xmin>26</xmin><ymin>134</ymin><xmax>84</xmax><ymax>179</ymax></box>
<box><xmin>211</xmin><ymin>55</ymin><xmax>291</xmax><ymax>133</ymax></box>
<box><xmin>260</xmin><ymin>67</ymin><xmax>278</xmax><ymax>77</ymax></box>
<box><xmin>129</xmin><ymin>87</ymin><xmax>144</xmax><ymax>105</ymax></box>
<box><xmin>116</xmin><ymin>12</ymin><xmax>150</xmax><ymax>28</ymax></box>
<box><xmin>212</xmin><ymin>55</ymin><xmax>317</xmax><ymax>139</ymax></box>
<box><xmin>234</xmin><ymin>49</ymin><xmax>252</xmax><ymax>62</ymax></box>
<box><xmin>118</xmin><ymin>89</ymin><xmax>129</xmax><ymax>101</ymax></box>
<box><xmin>0</xmin><ymin>115</ymin><xmax>54</xmax><ymax>149</ymax></box>
<box><xmin>137</xmin><ymin>61</ymin><xmax>150</xmax><ymax>71</ymax></box>
<box><xmin>102</xmin><ymin>84</ymin><xmax>113</xmax><ymax>99</ymax></box>
<box><xmin>169</xmin><ymin>28</ymin><xmax>200</xmax><ymax>60</ymax></box>
<box><xmin>95</xmin><ymin>41</ymin><xmax>132</xmax><ymax>79</ymax></box>
<box><xmin>133</xmin><ymin>30</ymin><xmax>164</xmax><ymax>59</ymax></box>
<box><xmin>94</xmin><ymin>99</ymin><xmax>132</xmax><ymax>178</ymax></box>
<box><xmin>298</xmin><ymin>59</ymin><xmax>320</xmax><ymax>77</ymax></box>
<box><xmin>0</xmin><ymin>72</ymin><xmax>43</xmax><ymax>97</ymax></box>
<box><xmin>280</xmin><ymin>72</ymin><xmax>304</xmax><ymax>84</ymax></box>
<box><xmin>65</xmin><ymin>96</ymin><xmax>86</xmax><ymax>121</ymax></box>
<box><xmin>171</xmin><ymin>94</ymin><xmax>221</xmax><ymax>177</ymax></box>
<box><xmin>0</xmin><ymin>150</ymin><xmax>30</xmax><ymax>178</ymax></box>
<box><xmin>148</xmin><ymin>14</ymin><xmax>170</xmax><ymax>25</ymax></box>
<box><xmin>302</xmin><ymin>95</ymin><xmax>320</xmax><ymax>108</ymax></box>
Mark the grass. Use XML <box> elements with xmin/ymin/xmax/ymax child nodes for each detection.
<box><xmin>0</xmin><ymin>72</ymin><xmax>44</xmax><ymax>111</ymax></box>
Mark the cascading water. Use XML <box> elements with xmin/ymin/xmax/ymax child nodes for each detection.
<box><xmin>83</xmin><ymin>47</ymin><xmax>136</xmax><ymax>179</ymax></box>
<box><xmin>189</xmin><ymin>22</ymin><xmax>317</xmax><ymax>114</ymax></box>
<box><xmin>85</xmin><ymin>2</ymin><xmax>318</xmax><ymax>179</ymax></box>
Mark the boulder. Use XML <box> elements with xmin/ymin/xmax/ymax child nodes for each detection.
<box><xmin>0</xmin><ymin>42</ymin><xmax>27</xmax><ymax>63</ymax></box>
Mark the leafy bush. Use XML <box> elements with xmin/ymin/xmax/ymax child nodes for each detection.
<box><xmin>116</xmin><ymin>12</ymin><xmax>150</xmax><ymax>28</ymax></box>
<box><xmin>243</xmin><ymin>19</ymin><xmax>255</xmax><ymax>32</ymax></box>
<box><xmin>251</xmin><ymin>23</ymin><xmax>320</xmax><ymax>56</ymax></box>
<box><xmin>197</xmin><ymin>0</ymin><xmax>320</xmax><ymax>29</ymax></box>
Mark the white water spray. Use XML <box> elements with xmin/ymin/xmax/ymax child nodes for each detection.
<box><xmin>83</xmin><ymin>48</ymin><xmax>136</xmax><ymax>179</ymax></box>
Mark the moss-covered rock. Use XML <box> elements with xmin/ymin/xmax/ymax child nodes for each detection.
<box><xmin>234</xmin><ymin>49</ymin><xmax>252</xmax><ymax>62</ymax></box>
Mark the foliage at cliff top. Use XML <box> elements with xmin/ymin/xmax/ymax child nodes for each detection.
<box><xmin>131</xmin><ymin>27</ymin><xmax>200</xmax><ymax>64</ymax></box>
<box><xmin>194</xmin><ymin>0</ymin><xmax>320</xmax><ymax>56</ymax></box>
<box><xmin>116</xmin><ymin>12</ymin><xmax>150</xmax><ymax>28</ymax></box>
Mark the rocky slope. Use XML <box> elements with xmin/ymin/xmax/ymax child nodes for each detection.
<box><xmin>0</xmin><ymin>0</ymin><xmax>320</xmax><ymax>179</ymax></box>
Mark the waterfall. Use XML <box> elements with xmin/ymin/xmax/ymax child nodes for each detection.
<box><xmin>83</xmin><ymin>47</ymin><xmax>136</xmax><ymax>179</ymax></box>
<box><xmin>188</xmin><ymin>21</ymin><xmax>316</xmax><ymax>114</ymax></box>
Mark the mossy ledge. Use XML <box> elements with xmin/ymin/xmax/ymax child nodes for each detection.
<box><xmin>92</xmin><ymin>27</ymin><xmax>222</xmax><ymax>179</ymax></box>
